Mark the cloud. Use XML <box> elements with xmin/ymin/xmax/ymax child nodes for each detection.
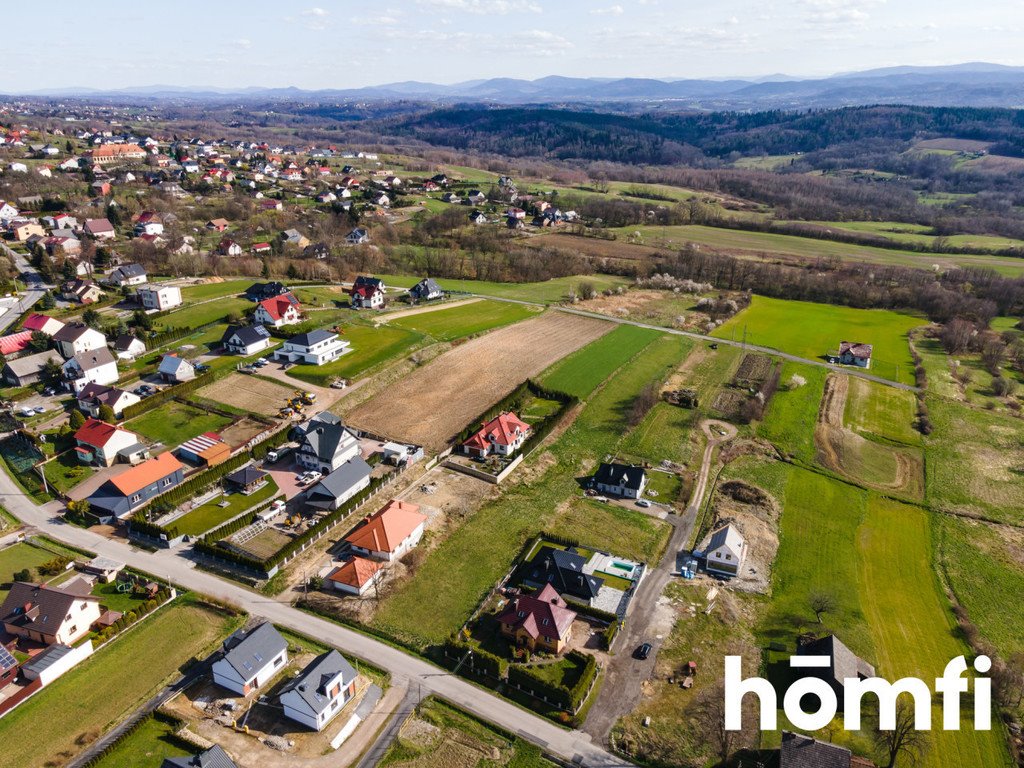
<box><xmin>303</xmin><ymin>7</ymin><xmax>329</xmax><ymax>16</ymax></box>
<box><xmin>509</xmin><ymin>29</ymin><xmax>573</xmax><ymax>55</ymax></box>
<box><xmin>591</xmin><ymin>4</ymin><xmax>623</xmax><ymax>15</ymax></box>
<box><xmin>415</xmin><ymin>0</ymin><xmax>542</xmax><ymax>14</ymax></box>
<box><xmin>300</xmin><ymin>6</ymin><xmax>332</xmax><ymax>30</ymax></box>
<box><xmin>234</xmin><ymin>38</ymin><xmax>252</xmax><ymax>49</ymax></box>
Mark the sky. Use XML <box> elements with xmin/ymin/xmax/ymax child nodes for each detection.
<box><xmin>3</xmin><ymin>0</ymin><xmax>1024</xmax><ymax>91</ymax></box>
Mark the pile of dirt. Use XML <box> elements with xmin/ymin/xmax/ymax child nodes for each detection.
<box><xmin>704</xmin><ymin>479</ymin><xmax>782</xmax><ymax>595</ymax></box>
<box><xmin>718</xmin><ymin>480</ymin><xmax>770</xmax><ymax>507</ymax></box>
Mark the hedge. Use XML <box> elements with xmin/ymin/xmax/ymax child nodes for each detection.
<box><xmin>121</xmin><ymin>372</ymin><xmax>217</xmax><ymax>420</ymax></box>
<box><xmin>601</xmin><ymin>619</ymin><xmax>619</xmax><ymax>651</ymax></box>
<box><xmin>92</xmin><ymin>588</ymin><xmax>173</xmax><ymax>645</ymax></box>
<box><xmin>443</xmin><ymin>639</ymin><xmax>508</xmax><ymax>679</ymax></box>
<box><xmin>506</xmin><ymin>650</ymin><xmax>597</xmax><ymax>712</ymax></box>
<box><xmin>201</xmin><ymin>493</ymin><xmax>284</xmax><ymax>543</ymax></box>
<box><xmin>78</xmin><ymin>710</ymin><xmax>186</xmax><ymax>768</ymax></box>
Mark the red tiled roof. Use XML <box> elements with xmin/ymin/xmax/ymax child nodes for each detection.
<box><xmin>74</xmin><ymin>417</ymin><xmax>131</xmax><ymax>450</ymax></box>
<box><xmin>464</xmin><ymin>412</ymin><xmax>531</xmax><ymax>452</ymax></box>
<box><xmin>345</xmin><ymin>500</ymin><xmax>426</xmax><ymax>555</ymax></box>
<box><xmin>839</xmin><ymin>341</ymin><xmax>873</xmax><ymax>359</ymax></box>
<box><xmin>23</xmin><ymin>314</ymin><xmax>58</xmax><ymax>332</ymax></box>
<box><xmin>326</xmin><ymin>556</ymin><xmax>383</xmax><ymax>589</ymax></box>
<box><xmin>496</xmin><ymin>584</ymin><xmax>577</xmax><ymax>642</ymax></box>
<box><xmin>110</xmin><ymin>452</ymin><xmax>183</xmax><ymax>496</ymax></box>
<box><xmin>258</xmin><ymin>294</ymin><xmax>299</xmax><ymax>321</ymax></box>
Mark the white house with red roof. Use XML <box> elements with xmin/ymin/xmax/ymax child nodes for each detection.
<box><xmin>496</xmin><ymin>583</ymin><xmax>577</xmax><ymax>654</ymax></box>
<box><xmin>254</xmin><ymin>293</ymin><xmax>302</xmax><ymax>327</ymax></box>
<box><xmin>462</xmin><ymin>412</ymin><xmax>531</xmax><ymax>459</ymax></box>
<box><xmin>325</xmin><ymin>556</ymin><xmax>384</xmax><ymax>596</ymax></box>
<box><xmin>837</xmin><ymin>341</ymin><xmax>873</xmax><ymax>369</ymax></box>
<box><xmin>23</xmin><ymin>314</ymin><xmax>65</xmax><ymax>337</ymax></box>
<box><xmin>74</xmin><ymin>418</ymin><xmax>148</xmax><ymax>467</ymax></box>
<box><xmin>345</xmin><ymin>500</ymin><xmax>427</xmax><ymax>562</ymax></box>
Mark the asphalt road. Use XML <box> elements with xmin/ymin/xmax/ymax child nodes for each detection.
<box><xmin>0</xmin><ymin>242</ymin><xmax>48</xmax><ymax>333</ymax></box>
<box><xmin>0</xmin><ymin>471</ymin><xmax>634</xmax><ymax>767</ymax></box>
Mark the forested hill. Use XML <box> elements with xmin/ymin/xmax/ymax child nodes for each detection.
<box><xmin>355</xmin><ymin>105</ymin><xmax>1024</xmax><ymax>165</ymax></box>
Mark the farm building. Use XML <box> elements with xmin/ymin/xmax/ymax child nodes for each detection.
<box><xmin>221</xmin><ymin>324</ymin><xmax>272</xmax><ymax>356</ymax></box>
<box><xmin>22</xmin><ymin>313</ymin><xmax>65</xmax><ymax>337</ymax></box>
<box><xmin>211</xmin><ymin>622</ymin><xmax>288</xmax><ymax>696</ymax></box>
<box><xmin>0</xmin><ymin>331</ymin><xmax>31</xmax><ymax>356</ymax></box>
<box><xmin>462</xmin><ymin>412</ymin><xmax>531</xmax><ymax>459</ymax></box>
<box><xmin>796</xmin><ymin>634</ymin><xmax>875</xmax><ymax>712</ymax></box>
<box><xmin>496</xmin><ymin>583</ymin><xmax>577</xmax><ymax>655</ymax></box>
<box><xmin>279</xmin><ymin>650</ymin><xmax>358</xmax><ymax>731</ymax></box>
<box><xmin>325</xmin><ymin>556</ymin><xmax>384</xmax><ymax>596</ymax></box>
<box><xmin>704</xmin><ymin>524</ymin><xmax>748</xmax><ymax>577</ymax></box>
<box><xmin>590</xmin><ymin>462</ymin><xmax>647</xmax><ymax>499</ymax></box>
<box><xmin>2</xmin><ymin>349</ymin><xmax>63</xmax><ymax>386</ymax></box>
<box><xmin>344</xmin><ymin>500</ymin><xmax>427</xmax><ymax>562</ymax></box>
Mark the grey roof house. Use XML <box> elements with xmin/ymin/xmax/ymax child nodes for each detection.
<box><xmin>591</xmin><ymin>462</ymin><xmax>647</xmax><ymax>499</ymax></box>
<box><xmin>295</xmin><ymin>412</ymin><xmax>360</xmax><ymax>473</ymax></box>
<box><xmin>211</xmin><ymin>622</ymin><xmax>289</xmax><ymax>696</ymax></box>
<box><xmin>305</xmin><ymin>457</ymin><xmax>374</xmax><ymax>511</ymax></box>
<box><xmin>162</xmin><ymin>746</ymin><xmax>239</xmax><ymax>768</ymax></box>
<box><xmin>279</xmin><ymin>650</ymin><xmax>358</xmax><ymax>731</ymax></box>
<box><xmin>796</xmin><ymin>634</ymin><xmax>876</xmax><ymax>712</ymax></box>
<box><xmin>525</xmin><ymin>546</ymin><xmax>604</xmax><ymax>602</ymax></box>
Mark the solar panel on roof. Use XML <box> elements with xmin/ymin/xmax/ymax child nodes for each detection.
<box><xmin>0</xmin><ymin>647</ymin><xmax>16</xmax><ymax>669</ymax></box>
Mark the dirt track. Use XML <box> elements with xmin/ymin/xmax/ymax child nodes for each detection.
<box><xmin>346</xmin><ymin>311</ymin><xmax>611</xmax><ymax>450</ymax></box>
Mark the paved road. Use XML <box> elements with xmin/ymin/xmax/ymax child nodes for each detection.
<box><xmin>0</xmin><ymin>242</ymin><xmax>49</xmax><ymax>334</ymax></box>
<box><xmin>0</xmin><ymin>472</ymin><xmax>633</xmax><ymax>768</ymax></box>
<box><xmin>583</xmin><ymin>420</ymin><xmax>735</xmax><ymax>743</ymax></box>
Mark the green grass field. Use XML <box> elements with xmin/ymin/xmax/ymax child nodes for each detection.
<box><xmin>387</xmin><ymin>299</ymin><xmax>539</xmax><ymax>341</ymax></box>
<box><xmin>179</xmin><ymin>279</ymin><xmax>251</xmax><ymax>302</ymax></box>
<box><xmin>372</xmin><ymin>333</ymin><xmax>687</xmax><ymax>648</ymax></box>
<box><xmin>380</xmin><ymin>273</ymin><xmax>631</xmax><ymax>304</ymax></box>
<box><xmin>622</xmin><ymin>223</ymin><xmax>1024</xmax><ymax>276</ymax></box>
<box><xmin>843</xmin><ymin>376</ymin><xmax>921</xmax><ymax>445</ymax></box>
<box><xmin>91</xmin><ymin>715</ymin><xmax>192</xmax><ymax>768</ymax></box>
<box><xmin>0</xmin><ymin>598</ymin><xmax>239</xmax><ymax>768</ymax></box>
<box><xmin>169</xmin><ymin>480</ymin><xmax>279</xmax><ymax>537</ymax></box>
<box><xmin>538</xmin><ymin>324</ymin><xmax>662</xmax><ymax>398</ymax></box>
<box><xmin>714</xmin><ymin>296</ymin><xmax>925</xmax><ymax>384</ymax></box>
<box><xmin>545</xmin><ymin>498</ymin><xmax>671</xmax><ymax>564</ymax></box>
<box><xmin>126</xmin><ymin>402</ymin><xmax>233</xmax><ymax>446</ymax></box>
<box><xmin>287</xmin><ymin>324</ymin><xmax>424</xmax><ymax>386</ymax></box>
<box><xmin>155</xmin><ymin>297</ymin><xmax>252</xmax><ymax>330</ymax></box>
<box><xmin>795</xmin><ymin>220</ymin><xmax>1024</xmax><ymax>252</ymax></box>
<box><xmin>756</xmin><ymin>363</ymin><xmax>826</xmax><ymax>462</ymax></box>
<box><xmin>0</xmin><ymin>542</ymin><xmax>56</xmax><ymax>597</ymax></box>
<box><xmin>41</xmin><ymin>451</ymin><xmax>93</xmax><ymax>494</ymax></box>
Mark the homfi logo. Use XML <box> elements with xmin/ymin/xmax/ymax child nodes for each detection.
<box><xmin>723</xmin><ymin>654</ymin><xmax>992</xmax><ymax>732</ymax></box>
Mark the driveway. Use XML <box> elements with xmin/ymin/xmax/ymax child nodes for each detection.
<box><xmin>66</xmin><ymin>463</ymin><xmax>136</xmax><ymax>501</ymax></box>
<box><xmin>262</xmin><ymin>458</ymin><xmax>309</xmax><ymax>502</ymax></box>
<box><xmin>255</xmin><ymin>364</ymin><xmax>348</xmax><ymax>411</ymax></box>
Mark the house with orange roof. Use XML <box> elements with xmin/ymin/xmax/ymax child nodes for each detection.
<box><xmin>254</xmin><ymin>293</ymin><xmax>301</xmax><ymax>328</ymax></box>
<box><xmin>344</xmin><ymin>500</ymin><xmax>427</xmax><ymax>562</ymax></box>
<box><xmin>496</xmin><ymin>583</ymin><xmax>577</xmax><ymax>654</ymax></box>
<box><xmin>87</xmin><ymin>143</ymin><xmax>146</xmax><ymax>166</ymax></box>
<box><xmin>325</xmin><ymin>556</ymin><xmax>384</xmax><ymax>596</ymax></box>
<box><xmin>86</xmin><ymin>452</ymin><xmax>185</xmax><ymax>521</ymax></box>
<box><xmin>74</xmin><ymin>417</ymin><xmax>149</xmax><ymax>467</ymax></box>
<box><xmin>462</xmin><ymin>412</ymin><xmax>531</xmax><ymax>459</ymax></box>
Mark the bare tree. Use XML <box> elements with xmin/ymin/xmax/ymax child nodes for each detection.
<box><xmin>690</xmin><ymin>680</ymin><xmax>751</xmax><ymax>765</ymax></box>
<box><xmin>940</xmin><ymin>318</ymin><xmax>974</xmax><ymax>354</ymax></box>
<box><xmin>809</xmin><ymin>591</ymin><xmax>837</xmax><ymax>624</ymax></box>
<box><xmin>872</xmin><ymin>698</ymin><xmax>930</xmax><ymax>768</ymax></box>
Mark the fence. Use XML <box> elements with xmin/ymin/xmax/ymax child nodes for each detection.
<box><xmin>442</xmin><ymin>453</ymin><xmax>523</xmax><ymax>485</ymax></box>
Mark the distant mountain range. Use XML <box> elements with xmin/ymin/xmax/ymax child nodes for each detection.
<box><xmin>18</xmin><ymin>63</ymin><xmax>1024</xmax><ymax>109</ymax></box>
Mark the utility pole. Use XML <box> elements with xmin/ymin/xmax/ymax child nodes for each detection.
<box><xmin>742</xmin><ymin>324</ymin><xmax>747</xmax><ymax>351</ymax></box>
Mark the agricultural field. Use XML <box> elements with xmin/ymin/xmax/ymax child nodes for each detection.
<box><xmin>126</xmin><ymin>402</ymin><xmax>234</xmax><ymax>447</ymax></box>
<box><xmin>380</xmin><ymin>273</ymin><xmax>631</xmax><ymax>304</ymax></box>
<box><xmin>347</xmin><ymin>312</ymin><xmax>612</xmax><ymax>451</ymax></box>
<box><xmin>371</xmin><ymin>333</ymin><xmax>687</xmax><ymax>648</ymax></box>
<box><xmin>538</xmin><ymin>323</ymin><xmax>661</xmax><ymax>398</ymax></box>
<box><xmin>287</xmin><ymin>323</ymin><xmax>425</xmax><ymax>386</ymax></box>
<box><xmin>0</xmin><ymin>598</ymin><xmax>239</xmax><ymax>768</ymax></box>
<box><xmin>842</xmin><ymin>375</ymin><xmax>922</xmax><ymax>446</ymax></box>
<box><xmin>796</xmin><ymin>220</ymin><xmax>1024</xmax><ymax>252</ymax></box>
<box><xmin>198</xmin><ymin>373</ymin><xmax>297</xmax><ymax>416</ymax></box>
<box><xmin>170</xmin><ymin>479</ymin><xmax>279</xmax><ymax>537</ymax></box>
<box><xmin>616</xmin><ymin>224</ymin><xmax>1024</xmax><ymax>276</ymax></box>
<box><xmin>714</xmin><ymin>295</ymin><xmax>925</xmax><ymax>384</ymax></box>
<box><xmin>387</xmin><ymin>298</ymin><xmax>540</xmax><ymax>341</ymax></box>
<box><xmin>179</xmin><ymin>279</ymin><xmax>251</xmax><ymax>302</ymax></box>
<box><xmin>755</xmin><ymin>363</ymin><xmax>827</xmax><ymax>463</ymax></box>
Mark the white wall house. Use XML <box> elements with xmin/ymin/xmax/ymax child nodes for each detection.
<box><xmin>63</xmin><ymin>348</ymin><xmax>119</xmax><ymax>393</ymax></box>
<box><xmin>53</xmin><ymin>324</ymin><xmax>107</xmax><ymax>359</ymax></box>
<box><xmin>273</xmin><ymin>329</ymin><xmax>350</xmax><ymax>366</ymax></box>
<box><xmin>211</xmin><ymin>623</ymin><xmax>289</xmax><ymax>696</ymax></box>
<box><xmin>137</xmin><ymin>283</ymin><xmax>182</xmax><ymax>311</ymax></box>
<box><xmin>705</xmin><ymin>524</ymin><xmax>748</xmax><ymax>577</ymax></box>
<box><xmin>279</xmin><ymin>651</ymin><xmax>358</xmax><ymax>731</ymax></box>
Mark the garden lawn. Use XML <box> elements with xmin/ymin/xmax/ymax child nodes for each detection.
<box><xmin>126</xmin><ymin>402</ymin><xmax>233</xmax><ymax>447</ymax></box>
<box><xmin>379</xmin><ymin>274</ymin><xmax>631</xmax><ymax>304</ymax></box>
<box><xmin>388</xmin><ymin>299</ymin><xmax>539</xmax><ymax>341</ymax></box>
<box><xmin>755</xmin><ymin>363</ymin><xmax>826</xmax><ymax>463</ymax></box>
<box><xmin>713</xmin><ymin>295</ymin><xmax>925</xmax><ymax>384</ymax></box>
<box><xmin>545</xmin><ymin>498</ymin><xmax>671</xmax><ymax>564</ymax></box>
<box><xmin>91</xmin><ymin>715</ymin><xmax>192</xmax><ymax>768</ymax></box>
<box><xmin>372</xmin><ymin>333</ymin><xmax>687</xmax><ymax>648</ymax></box>
<box><xmin>538</xmin><ymin>324</ymin><xmax>662</xmax><ymax>398</ymax></box>
<box><xmin>179</xmin><ymin>279</ymin><xmax>251</xmax><ymax>302</ymax></box>
<box><xmin>169</xmin><ymin>479</ymin><xmax>279</xmax><ymax>537</ymax></box>
<box><xmin>155</xmin><ymin>297</ymin><xmax>252</xmax><ymax>330</ymax></box>
<box><xmin>0</xmin><ymin>542</ymin><xmax>54</xmax><ymax>597</ymax></box>
<box><xmin>0</xmin><ymin>599</ymin><xmax>239</xmax><ymax>768</ymax></box>
<box><xmin>287</xmin><ymin>324</ymin><xmax>424</xmax><ymax>386</ymax></box>
<box><xmin>42</xmin><ymin>451</ymin><xmax>93</xmax><ymax>494</ymax></box>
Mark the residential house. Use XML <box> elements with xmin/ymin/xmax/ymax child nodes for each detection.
<box><xmin>1</xmin><ymin>349</ymin><xmax>63</xmax><ymax>386</ymax></box>
<box><xmin>704</xmin><ymin>524</ymin><xmax>748</xmax><ymax>577</ymax></box>
<box><xmin>177</xmin><ymin>433</ymin><xmax>231</xmax><ymax>468</ymax></box>
<box><xmin>211</xmin><ymin>623</ymin><xmax>288</xmax><ymax>696</ymax></box>
<box><xmin>837</xmin><ymin>341</ymin><xmax>873</xmax><ymax>369</ymax></box>
<box><xmin>0</xmin><ymin>583</ymin><xmax>102</xmax><ymax>647</ymax></box>
<box><xmin>206</xmin><ymin>218</ymin><xmax>229</xmax><ymax>232</ymax></box>
<box><xmin>295</xmin><ymin>412</ymin><xmax>360</xmax><ymax>473</ymax></box>
<box><xmin>0</xmin><ymin>646</ymin><xmax>18</xmax><ymax>688</ymax></box>
<box><xmin>779</xmin><ymin>731</ymin><xmax>870</xmax><ymax>768</ymax></box>
<box><xmin>217</xmin><ymin>238</ymin><xmax>243</xmax><ymax>257</ymax></box>
<box><xmin>325</xmin><ymin>557</ymin><xmax>384</xmax><ymax>597</ymax></box>
<box><xmin>525</xmin><ymin>546</ymin><xmax>604</xmax><ymax>602</ymax></box>
<box><xmin>0</xmin><ymin>201</ymin><xmax>19</xmax><ymax>221</ymax></box>
<box><xmin>497</xmin><ymin>583</ymin><xmax>577</xmax><ymax>655</ymax></box>
<box><xmin>305</xmin><ymin>457</ymin><xmax>374</xmax><ymax>511</ymax></box>
<box><xmin>132</xmin><ymin>212</ymin><xmax>164</xmax><ymax>237</ymax></box>
<box><xmin>345</xmin><ymin>500</ymin><xmax>427</xmax><ymax>562</ymax></box>
<box><xmin>251</xmin><ymin>242</ymin><xmax>272</xmax><ymax>255</ymax></box>
<box><xmin>162</xmin><ymin>746</ymin><xmax>239</xmax><ymax>768</ymax></box>
<box><xmin>590</xmin><ymin>462</ymin><xmax>647</xmax><ymax>499</ymax></box>
<box><xmin>221</xmin><ymin>324</ymin><xmax>272</xmax><ymax>356</ymax></box>
<box><xmin>303</xmin><ymin>242</ymin><xmax>331</xmax><ymax>260</ymax></box>
<box><xmin>113</xmin><ymin>334</ymin><xmax>146</xmax><ymax>361</ymax></box>
<box><xmin>462</xmin><ymin>412</ymin><xmax>531</xmax><ymax>459</ymax></box>
<box><xmin>76</xmin><ymin>383</ymin><xmax>141</xmax><ymax>419</ymax></box>
<box><xmin>466</xmin><ymin>190</ymin><xmax>486</xmax><ymax>205</ymax></box>
<box><xmin>104</xmin><ymin>263</ymin><xmax>147</xmax><ymax>287</ymax></box>
<box><xmin>74</xmin><ymin>418</ymin><xmax>148</xmax><ymax>466</ymax></box>
<box><xmin>245</xmin><ymin>281</ymin><xmax>290</xmax><ymax>302</ymax></box>
<box><xmin>86</xmin><ymin>452</ymin><xmax>185</xmax><ymax>521</ymax></box>
<box><xmin>61</xmin><ymin>279</ymin><xmax>104</xmax><ymax>304</ymax></box>
<box><xmin>441</xmin><ymin>192</ymin><xmax>461</xmax><ymax>204</ymax></box>
<box><xmin>87</xmin><ymin>143</ymin><xmax>146</xmax><ymax>165</ymax></box>
<box><xmin>158</xmin><ymin>354</ymin><xmax>195</xmax><ymax>383</ymax></box>
<box><xmin>53</xmin><ymin>323</ymin><xmax>106</xmax><ymax>359</ymax></box>
<box><xmin>345</xmin><ymin>228</ymin><xmax>369</xmax><ymax>246</ymax></box>
<box><xmin>280</xmin><ymin>229</ymin><xmax>310</xmax><ymax>248</ymax></box>
<box><xmin>23</xmin><ymin>313</ymin><xmax>64</xmax><ymax>337</ymax></box>
<box><xmin>273</xmin><ymin>329</ymin><xmax>350</xmax><ymax>366</ymax></box>
<box><xmin>371</xmin><ymin>193</ymin><xmax>390</xmax><ymax>207</ymax></box>
<box><xmin>279</xmin><ymin>650</ymin><xmax>358</xmax><ymax>731</ymax></box>
<box><xmin>91</xmin><ymin>181</ymin><xmax>112</xmax><ymax>197</ymax></box>
<box><xmin>136</xmin><ymin>283</ymin><xmax>183</xmax><ymax>311</ymax></box>
<box><xmin>254</xmin><ymin>294</ymin><xmax>302</xmax><ymax>327</ymax></box>
<box><xmin>84</xmin><ymin>218</ymin><xmax>116</xmax><ymax>240</ymax></box>
<box><xmin>225</xmin><ymin>465</ymin><xmax>269</xmax><ymax>494</ymax></box>
<box><xmin>469</xmin><ymin>210</ymin><xmax>487</xmax><ymax>225</ymax></box>
<box><xmin>81</xmin><ymin>556</ymin><xmax>126</xmax><ymax>583</ymax></box>
<box><xmin>11</xmin><ymin>219</ymin><xmax>45</xmax><ymax>242</ymax></box>
<box><xmin>63</xmin><ymin>347</ymin><xmax>119</xmax><ymax>392</ymax></box>
<box><xmin>0</xmin><ymin>331</ymin><xmax>32</xmax><ymax>357</ymax></box>
<box><xmin>408</xmin><ymin>278</ymin><xmax>442</xmax><ymax>302</ymax></box>
<box><xmin>796</xmin><ymin>635</ymin><xmax>876</xmax><ymax>712</ymax></box>
<box><xmin>44</xmin><ymin>234</ymin><xmax>82</xmax><ymax>257</ymax></box>
<box><xmin>8</xmin><ymin>162</ymin><xmax>27</xmax><ymax>174</ymax></box>
<box><xmin>259</xmin><ymin>199</ymin><xmax>283</xmax><ymax>212</ymax></box>
<box><xmin>349</xmin><ymin>283</ymin><xmax>384</xmax><ymax>309</ymax></box>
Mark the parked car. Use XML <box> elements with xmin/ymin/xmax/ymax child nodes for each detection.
<box><xmin>636</xmin><ymin>499</ymin><xmax>652</xmax><ymax>508</ymax></box>
<box><xmin>42</xmin><ymin>386</ymin><xmax>56</xmax><ymax>396</ymax></box>
<box><xmin>303</xmin><ymin>471</ymin><xmax>322</xmax><ymax>485</ymax></box>
<box><xmin>634</xmin><ymin>642</ymin><xmax>653</xmax><ymax>660</ymax></box>
<box><xmin>266</xmin><ymin>450</ymin><xmax>279</xmax><ymax>463</ymax></box>
<box><xmin>18</xmin><ymin>407</ymin><xmax>35</xmax><ymax>417</ymax></box>
<box><xmin>195</xmin><ymin>363</ymin><xmax>210</xmax><ymax>373</ymax></box>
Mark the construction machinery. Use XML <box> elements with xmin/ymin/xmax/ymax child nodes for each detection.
<box><xmin>295</xmin><ymin>390</ymin><xmax>316</xmax><ymax>405</ymax></box>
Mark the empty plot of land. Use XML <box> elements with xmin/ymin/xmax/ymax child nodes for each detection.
<box><xmin>348</xmin><ymin>311</ymin><xmax>611</xmax><ymax>450</ymax></box>
<box><xmin>199</xmin><ymin>373</ymin><xmax>296</xmax><ymax>416</ymax></box>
